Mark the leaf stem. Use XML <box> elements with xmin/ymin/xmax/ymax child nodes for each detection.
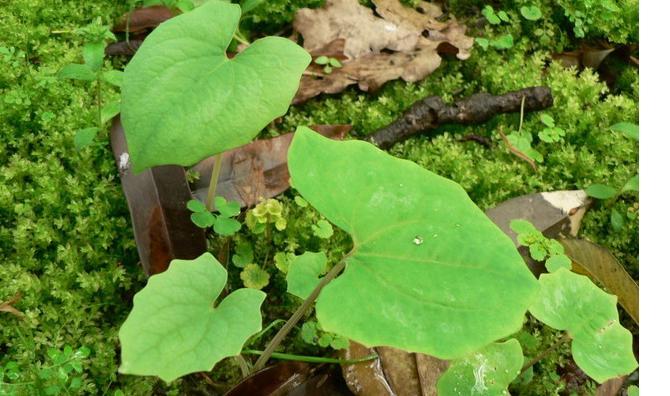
<box><xmin>233</xmin><ymin>30</ymin><xmax>250</xmax><ymax>46</ymax></box>
<box><xmin>251</xmin><ymin>258</ymin><xmax>348</xmax><ymax>371</ymax></box>
<box><xmin>96</xmin><ymin>78</ymin><xmax>102</xmax><ymax>131</ymax></box>
<box><xmin>243</xmin><ymin>350</ymin><xmax>377</xmax><ymax>365</ymax></box>
<box><xmin>206</xmin><ymin>152</ymin><xmax>225</xmax><ymax>211</ymax></box>
<box><xmin>519</xmin><ymin>333</ymin><xmax>571</xmax><ymax>375</ymax></box>
<box><xmin>517</xmin><ymin>95</ymin><xmax>526</xmax><ymax>134</ymax></box>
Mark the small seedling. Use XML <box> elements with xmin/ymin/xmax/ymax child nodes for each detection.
<box><xmin>482</xmin><ymin>5</ymin><xmax>510</xmax><ymax>25</ymax></box>
<box><xmin>537</xmin><ymin>114</ymin><xmax>565</xmax><ymax>143</ymax></box>
<box><xmin>187</xmin><ymin>196</ymin><xmax>242</xmax><ymax>236</ymax></box>
<box><xmin>245</xmin><ymin>198</ymin><xmax>287</xmax><ymax>233</ymax></box>
<box><xmin>520</xmin><ymin>5</ymin><xmax>543</xmax><ymax>21</ymax></box>
<box><xmin>314</xmin><ymin>55</ymin><xmax>342</xmax><ymax>74</ymax></box>
<box><xmin>585</xmin><ymin>174</ymin><xmax>638</xmax><ymax>231</ymax></box>
<box><xmin>510</xmin><ymin>219</ymin><xmax>571</xmax><ymax>272</ymax></box>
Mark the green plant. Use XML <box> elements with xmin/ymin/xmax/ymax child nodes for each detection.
<box><xmin>314</xmin><ymin>55</ymin><xmax>342</xmax><ymax>74</ymax></box>
<box><xmin>510</xmin><ymin>219</ymin><xmax>571</xmax><ymax>272</ymax></box>
<box><xmin>537</xmin><ymin>114</ymin><xmax>565</xmax><ymax>143</ymax></box>
<box><xmin>482</xmin><ymin>5</ymin><xmax>510</xmax><ymax>25</ymax></box>
<box><xmin>187</xmin><ymin>196</ymin><xmax>242</xmax><ymax>236</ymax></box>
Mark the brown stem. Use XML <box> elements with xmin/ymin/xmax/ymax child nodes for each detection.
<box><xmin>520</xmin><ymin>333</ymin><xmax>571</xmax><ymax>375</ymax></box>
<box><xmin>251</xmin><ymin>258</ymin><xmax>348</xmax><ymax>372</ymax></box>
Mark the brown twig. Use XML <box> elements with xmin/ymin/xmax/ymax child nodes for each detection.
<box><xmin>498</xmin><ymin>129</ymin><xmax>537</xmax><ymax>171</ymax></box>
<box><xmin>0</xmin><ymin>292</ymin><xmax>24</xmax><ymax>318</ymax></box>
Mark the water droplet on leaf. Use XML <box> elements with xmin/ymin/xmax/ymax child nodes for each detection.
<box><xmin>413</xmin><ymin>236</ymin><xmax>424</xmax><ymax>245</ymax></box>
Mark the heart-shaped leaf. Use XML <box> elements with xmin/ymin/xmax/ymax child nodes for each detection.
<box><xmin>286</xmin><ymin>251</ymin><xmax>327</xmax><ymax>300</ymax></box>
<box><xmin>119</xmin><ymin>253</ymin><xmax>265</xmax><ymax>382</ymax></box>
<box><xmin>529</xmin><ymin>268</ymin><xmax>637</xmax><ymax>383</ymax></box>
<box><xmin>437</xmin><ymin>339</ymin><xmax>524</xmax><ymax>396</ymax></box>
<box><xmin>121</xmin><ymin>1</ymin><xmax>311</xmax><ymax>172</ymax></box>
<box><xmin>287</xmin><ymin>127</ymin><xmax>538</xmax><ymax>359</ymax></box>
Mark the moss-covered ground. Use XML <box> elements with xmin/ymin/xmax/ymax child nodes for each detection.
<box><xmin>1</xmin><ymin>0</ymin><xmax>638</xmax><ymax>394</ymax></box>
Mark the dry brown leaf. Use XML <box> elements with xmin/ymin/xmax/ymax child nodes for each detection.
<box><xmin>112</xmin><ymin>6</ymin><xmax>174</xmax><ymax>34</ymax></box>
<box><xmin>293</xmin><ymin>0</ymin><xmax>473</xmax><ymax>104</ymax></box>
<box><xmin>0</xmin><ymin>292</ymin><xmax>23</xmax><ymax>318</ymax></box>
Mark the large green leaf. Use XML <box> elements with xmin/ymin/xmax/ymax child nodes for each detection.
<box><xmin>121</xmin><ymin>1</ymin><xmax>311</xmax><ymax>172</ymax></box>
<box><xmin>118</xmin><ymin>253</ymin><xmax>265</xmax><ymax>382</ymax></box>
<box><xmin>287</xmin><ymin>127</ymin><xmax>538</xmax><ymax>359</ymax></box>
<box><xmin>437</xmin><ymin>339</ymin><xmax>524</xmax><ymax>396</ymax></box>
<box><xmin>529</xmin><ymin>268</ymin><xmax>637</xmax><ymax>383</ymax></box>
<box><xmin>286</xmin><ymin>251</ymin><xmax>327</xmax><ymax>300</ymax></box>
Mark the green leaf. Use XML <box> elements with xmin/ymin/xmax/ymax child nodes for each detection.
<box><xmin>58</xmin><ymin>64</ymin><xmax>97</xmax><ymax>81</ymax></box>
<box><xmin>329</xmin><ymin>58</ymin><xmax>342</xmax><ymax>68</ymax></box>
<box><xmin>312</xmin><ymin>219</ymin><xmax>334</xmax><ymax>239</ymax></box>
<box><xmin>102</xmin><ymin>70</ymin><xmax>124</xmax><ymax>87</ymax></box>
<box><xmin>74</xmin><ymin>127</ymin><xmax>98</xmax><ymax>150</ymax></box>
<box><xmin>529</xmin><ymin>268</ymin><xmax>638</xmax><ymax>383</ymax></box>
<box><xmin>491</xmin><ymin>34</ymin><xmax>514</xmax><ymax>50</ymax></box>
<box><xmin>627</xmin><ymin>385</ymin><xmax>639</xmax><ymax>396</ymax></box>
<box><xmin>622</xmin><ymin>174</ymin><xmax>639</xmax><ymax>192</ymax></box>
<box><xmin>191</xmin><ymin>211</ymin><xmax>216</xmax><ymax>228</ymax></box>
<box><xmin>82</xmin><ymin>41</ymin><xmax>105</xmax><ymax>72</ymax></box>
<box><xmin>585</xmin><ymin>184</ymin><xmax>617</xmax><ymax>199</ymax></box>
<box><xmin>187</xmin><ymin>199</ymin><xmax>207</xmax><ymax>213</ymax></box>
<box><xmin>482</xmin><ymin>5</ymin><xmax>501</xmax><ymax>24</ymax></box>
<box><xmin>539</xmin><ymin>114</ymin><xmax>555</xmax><ymax>127</ymax></box>
<box><xmin>240</xmin><ymin>263</ymin><xmax>270</xmax><ymax>289</ymax></box>
<box><xmin>610</xmin><ymin>122</ymin><xmax>639</xmax><ymax>141</ymax></box>
<box><xmin>520</xmin><ymin>5</ymin><xmax>543</xmax><ymax>21</ymax></box>
<box><xmin>529</xmin><ymin>243</ymin><xmax>548</xmax><ymax>261</ymax></box>
<box><xmin>475</xmin><ymin>38</ymin><xmax>489</xmax><ymax>50</ymax></box>
<box><xmin>213</xmin><ymin>217</ymin><xmax>241</xmax><ymax>236</ymax></box>
<box><xmin>507</xmin><ymin>131</ymin><xmax>542</xmax><ymax>162</ymax></box>
<box><xmin>232</xmin><ymin>242</ymin><xmax>254</xmax><ymax>268</ymax></box>
<box><xmin>240</xmin><ymin>0</ymin><xmax>262</xmax><ymax>14</ymax></box>
<box><xmin>497</xmin><ymin>10</ymin><xmax>510</xmax><ymax>22</ymax></box>
<box><xmin>545</xmin><ymin>254</ymin><xmax>571</xmax><ymax>272</ymax></box>
<box><xmin>330</xmin><ymin>335</ymin><xmax>349</xmax><ymax>350</ymax></box>
<box><xmin>301</xmin><ymin>321</ymin><xmax>318</xmax><ymax>344</ymax></box>
<box><xmin>610</xmin><ymin>208</ymin><xmax>624</xmax><ymax>231</ymax></box>
<box><xmin>317</xmin><ymin>333</ymin><xmax>333</xmax><ymax>348</ymax></box>
<box><xmin>509</xmin><ymin>219</ymin><xmax>537</xmax><ymax>235</ymax></box>
<box><xmin>177</xmin><ymin>0</ymin><xmax>195</xmax><ymax>12</ymax></box>
<box><xmin>101</xmin><ymin>100</ymin><xmax>121</xmax><ymax>124</ymax></box>
<box><xmin>287</xmin><ymin>127</ymin><xmax>538</xmax><ymax>359</ymax></box>
<box><xmin>295</xmin><ymin>195</ymin><xmax>309</xmax><ymax>207</ymax></box>
<box><xmin>286</xmin><ymin>251</ymin><xmax>327</xmax><ymax>299</ymax></box>
<box><xmin>118</xmin><ymin>253</ymin><xmax>265</xmax><ymax>382</ymax></box>
<box><xmin>214</xmin><ymin>196</ymin><xmax>241</xmax><ymax>217</ymax></box>
<box><xmin>314</xmin><ymin>55</ymin><xmax>329</xmax><ymax>65</ymax></box>
<box><xmin>437</xmin><ymin>339</ymin><xmax>524</xmax><ymax>396</ymax></box>
<box><xmin>274</xmin><ymin>251</ymin><xmax>295</xmax><ymax>273</ymax></box>
<box><xmin>121</xmin><ymin>1</ymin><xmax>311</xmax><ymax>172</ymax></box>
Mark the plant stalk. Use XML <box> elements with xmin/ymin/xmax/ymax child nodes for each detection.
<box><xmin>206</xmin><ymin>152</ymin><xmax>225</xmax><ymax>211</ymax></box>
<box><xmin>519</xmin><ymin>333</ymin><xmax>571</xmax><ymax>375</ymax></box>
<box><xmin>251</xmin><ymin>259</ymin><xmax>347</xmax><ymax>371</ymax></box>
<box><xmin>243</xmin><ymin>350</ymin><xmax>377</xmax><ymax>365</ymax></box>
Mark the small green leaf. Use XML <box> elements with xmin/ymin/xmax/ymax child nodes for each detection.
<box><xmin>214</xmin><ymin>197</ymin><xmax>241</xmax><ymax>217</ymax></box>
<box><xmin>312</xmin><ymin>219</ymin><xmax>334</xmax><ymax>239</ymax></box>
<box><xmin>317</xmin><ymin>333</ymin><xmax>333</xmax><ymax>348</ymax></box>
<box><xmin>102</xmin><ymin>70</ymin><xmax>124</xmax><ymax>87</ymax></box>
<box><xmin>622</xmin><ymin>174</ymin><xmax>639</xmax><ymax>192</ymax></box>
<box><xmin>546</xmin><ymin>240</ymin><xmax>565</xmax><ymax>256</ymax></box>
<box><xmin>191</xmin><ymin>211</ymin><xmax>216</xmax><ymax>228</ymax></box>
<box><xmin>507</xmin><ymin>131</ymin><xmax>543</xmax><ymax>162</ymax></box>
<box><xmin>529</xmin><ymin>269</ymin><xmax>638</xmax><ymax>383</ymax></box>
<box><xmin>437</xmin><ymin>339</ymin><xmax>524</xmax><ymax>396</ymax></box>
<box><xmin>585</xmin><ymin>184</ymin><xmax>618</xmax><ymax>200</ymax></box>
<box><xmin>74</xmin><ymin>127</ymin><xmax>98</xmax><ymax>150</ymax></box>
<box><xmin>119</xmin><ymin>253</ymin><xmax>265</xmax><ymax>382</ymax></box>
<box><xmin>627</xmin><ymin>385</ymin><xmax>639</xmax><ymax>396</ymax></box>
<box><xmin>58</xmin><ymin>64</ymin><xmax>97</xmax><ymax>81</ymax></box>
<box><xmin>101</xmin><ymin>100</ymin><xmax>121</xmax><ymax>124</ymax></box>
<box><xmin>482</xmin><ymin>5</ymin><xmax>501</xmax><ymax>24</ymax></box>
<box><xmin>187</xmin><ymin>199</ymin><xmax>207</xmax><ymax>213</ymax></box>
<box><xmin>545</xmin><ymin>254</ymin><xmax>572</xmax><ymax>272</ymax></box>
<box><xmin>274</xmin><ymin>252</ymin><xmax>295</xmax><ymax>273</ymax></box>
<box><xmin>301</xmin><ymin>321</ymin><xmax>318</xmax><ymax>344</ymax></box>
<box><xmin>314</xmin><ymin>55</ymin><xmax>329</xmax><ymax>65</ymax></box>
<box><xmin>529</xmin><ymin>243</ymin><xmax>548</xmax><ymax>261</ymax></box>
<box><xmin>509</xmin><ymin>219</ymin><xmax>537</xmax><ymax>235</ymax></box>
<box><xmin>286</xmin><ymin>251</ymin><xmax>327</xmax><ymax>300</ymax></box>
<box><xmin>240</xmin><ymin>263</ymin><xmax>270</xmax><ymax>289</ymax></box>
<box><xmin>240</xmin><ymin>0</ymin><xmax>263</xmax><ymax>14</ymax></box>
<box><xmin>497</xmin><ymin>10</ymin><xmax>510</xmax><ymax>22</ymax></box>
<box><xmin>610</xmin><ymin>122</ymin><xmax>639</xmax><ymax>141</ymax></box>
<box><xmin>324</xmin><ymin>65</ymin><xmax>333</xmax><ymax>74</ymax></box>
<box><xmin>539</xmin><ymin>114</ymin><xmax>555</xmax><ymax>127</ymax></box>
<box><xmin>520</xmin><ymin>5</ymin><xmax>543</xmax><ymax>21</ymax></box>
<box><xmin>610</xmin><ymin>209</ymin><xmax>624</xmax><ymax>231</ymax></box>
<box><xmin>75</xmin><ymin>347</ymin><xmax>91</xmax><ymax>358</ymax></box>
<box><xmin>232</xmin><ymin>242</ymin><xmax>254</xmax><ymax>268</ymax></box>
<box><xmin>69</xmin><ymin>376</ymin><xmax>83</xmax><ymax>389</ymax></box>
<box><xmin>83</xmin><ymin>41</ymin><xmax>105</xmax><ymax>72</ymax></box>
<box><xmin>330</xmin><ymin>335</ymin><xmax>349</xmax><ymax>350</ymax></box>
<box><xmin>475</xmin><ymin>37</ymin><xmax>489</xmax><ymax>50</ymax></box>
<box><xmin>177</xmin><ymin>0</ymin><xmax>195</xmax><ymax>12</ymax></box>
<box><xmin>491</xmin><ymin>34</ymin><xmax>514</xmax><ymax>50</ymax></box>
<box><xmin>294</xmin><ymin>195</ymin><xmax>309</xmax><ymax>207</ymax></box>
<box><xmin>213</xmin><ymin>217</ymin><xmax>241</xmax><ymax>236</ymax></box>
<box><xmin>329</xmin><ymin>58</ymin><xmax>342</xmax><ymax>68</ymax></box>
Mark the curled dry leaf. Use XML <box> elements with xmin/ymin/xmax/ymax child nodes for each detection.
<box><xmin>112</xmin><ymin>6</ymin><xmax>174</xmax><ymax>34</ymax></box>
<box><xmin>0</xmin><ymin>292</ymin><xmax>23</xmax><ymax>318</ymax></box>
<box><xmin>560</xmin><ymin>238</ymin><xmax>639</xmax><ymax>324</ymax></box>
<box><xmin>189</xmin><ymin>125</ymin><xmax>351</xmax><ymax>208</ymax></box>
<box><xmin>293</xmin><ymin>0</ymin><xmax>473</xmax><ymax>104</ymax></box>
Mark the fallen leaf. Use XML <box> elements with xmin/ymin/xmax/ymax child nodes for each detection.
<box><xmin>559</xmin><ymin>239</ymin><xmax>639</xmax><ymax>324</ymax></box>
<box><xmin>105</xmin><ymin>40</ymin><xmax>144</xmax><ymax>57</ymax></box>
<box><xmin>110</xmin><ymin>117</ymin><xmax>207</xmax><ymax>275</ymax></box>
<box><xmin>340</xmin><ymin>341</ymin><xmax>449</xmax><ymax>396</ymax></box>
<box><xmin>596</xmin><ymin>375</ymin><xmax>626</xmax><ymax>396</ymax></box>
<box><xmin>189</xmin><ymin>125</ymin><xmax>350</xmax><ymax>207</ymax></box>
<box><xmin>293</xmin><ymin>0</ymin><xmax>473</xmax><ymax>103</ymax></box>
<box><xmin>0</xmin><ymin>292</ymin><xmax>23</xmax><ymax>318</ymax></box>
<box><xmin>112</xmin><ymin>6</ymin><xmax>174</xmax><ymax>34</ymax></box>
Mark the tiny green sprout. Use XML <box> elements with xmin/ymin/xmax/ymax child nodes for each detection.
<box><xmin>314</xmin><ymin>55</ymin><xmax>343</xmax><ymax>74</ymax></box>
<box><xmin>510</xmin><ymin>219</ymin><xmax>572</xmax><ymax>272</ymax></box>
<box><xmin>520</xmin><ymin>5</ymin><xmax>543</xmax><ymax>21</ymax></box>
<box><xmin>187</xmin><ymin>197</ymin><xmax>242</xmax><ymax>236</ymax></box>
<box><xmin>482</xmin><ymin>5</ymin><xmax>501</xmax><ymax>25</ymax></box>
<box><xmin>312</xmin><ymin>219</ymin><xmax>334</xmax><ymax>239</ymax></box>
<box><xmin>538</xmin><ymin>114</ymin><xmax>566</xmax><ymax>143</ymax></box>
<box><xmin>490</xmin><ymin>33</ymin><xmax>515</xmax><ymax>50</ymax></box>
<box><xmin>301</xmin><ymin>320</ymin><xmax>350</xmax><ymax>350</ymax></box>
<box><xmin>240</xmin><ymin>263</ymin><xmax>270</xmax><ymax>289</ymax></box>
<box><xmin>245</xmin><ymin>198</ymin><xmax>287</xmax><ymax>233</ymax></box>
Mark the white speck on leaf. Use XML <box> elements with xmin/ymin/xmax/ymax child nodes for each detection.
<box><xmin>413</xmin><ymin>236</ymin><xmax>423</xmax><ymax>245</ymax></box>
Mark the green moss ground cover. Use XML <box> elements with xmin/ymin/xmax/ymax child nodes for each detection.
<box><xmin>1</xmin><ymin>0</ymin><xmax>638</xmax><ymax>394</ymax></box>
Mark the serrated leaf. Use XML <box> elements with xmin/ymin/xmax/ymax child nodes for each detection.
<box><xmin>610</xmin><ymin>122</ymin><xmax>638</xmax><ymax>141</ymax></box>
<box><xmin>509</xmin><ymin>219</ymin><xmax>537</xmax><ymax>236</ymax></box>
<box><xmin>191</xmin><ymin>211</ymin><xmax>216</xmax><ymax>228</ymax></box>
<box><xmin>622</xmin><ymin>174</ymin><xmax>639</xmax><ymax>192</ymax></box>
<box><xmin>520</xmin><ymin>5</ymin><xmax>542</xmax><ymax>21</ymax></box>
<box><xmin>545</xmin><ymin>254</ymin><xmax>571</xmax><ymax>272</ymax></box>
<box><xmin>102</xmin><ymin>70</ymin><xmax>124</xmax><ymax>87</ymax></box>
<box><xmin>213</xmin><ymin>217</ymin><xmax>241</xmax><ymax>236</ymax></box>
<box><xmin>74</xmin><ymin>127</ymin><xmax>98</xmax><ymax>149</ymax></box>
<box><xmin>529</xmin><ymin>244</ymin><xmax>548</xmax><ymax>261</ymax></box>
<box><xmin>437</xmin><ymin>339</ymin><xmax>524</xmax><ymax>396</ymax></box>
<box><xmin>286</xmin><ymin>251</ymin><xmax>327</xmax><ymax>300</ymax></box>
<box><xmin>287</xmin><ymin>127</ymin><xmax>538</xmax><ymax>359</ymax></box>
<box><xmin>187</xmin><ymin>199</ymin><xmax>207</xmax><ymax>213</ymax></box>
<box><xmin>586</xmin><ymin>184</ymin><xmax>617</xmax><ymax>199</ymax></box>
<box><xmin>529</xmin><ymin>269</ymin><xmax>638</xmax><ymax>383</ymax></box>
<box><xmin>58</xmin><ymin>64</ymin><xmax>97</xmax><ymax>81</ymax></box>
<box><xmin>121</xmin><ymin>1</ymin><xmax>311</xmax><ymax>172</ymax></box>
<box><xmin>118</xmin><ymin>253</ymin><xmax>265</xmax><ymax>382</ymax></box>
<box><xmin>83</xmin><ymin>41</ymin><xmax>105</xmax><ymax>72</ymax></box>
<box><xmin>215</xmin><ymin>197</ymin><xmax>241</xmax><ymax>217</ymax></box>
<box><xmin>240</xmin><ymin>263</ymin><xmax>270</xmax><ymax>289</ymax></box>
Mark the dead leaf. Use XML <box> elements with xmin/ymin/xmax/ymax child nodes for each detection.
<box><xmin>105</xmin><ymin>39</ymin><xmax>144</xmax><ymax>57</ymax></box>
<box><xmin>110</xmin><ymin>117</ymin><xmax>207</xmax><ymax>275</ymax></box>
<box><xmin>189</xmin><ymin>125</ymin><xmax>351</xmax><ymax>207</ymax></box>
<box><xmin>340</xmin><ymin>341</ymin><xmax>449</xmax><ymax>396</ymax></box>
<box><xmin>0</xmin><ymin>292</ymin><xmax>23</xmax><ymax>318</ymax></box>
<box><xmin>553</xmin><ymin>44</ymin><xmax>615</xmax><ymax>70</ymax></box>
<box><xmin>112</xmin><ymin>6</ymin><xmax>174</xmax><ymax>34</ymax></box>
<box><xmin>560</xmin><ymin>239</ymin><xmax>639</xmax><ymax>324</ymax></box>
<box><xmin>485</xmin><ymin>190</ymin><xmax>591</xmax><ymax>276</ymax></box>
<box><xmin>293</xmin><ymin>0</ymin><xmax>473</xmax><ymax>103</ymax></box>
<box><xmin>596</xmin><ymin>376</ymin><xmax>626</xmax><ymax>396</ymax></box>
